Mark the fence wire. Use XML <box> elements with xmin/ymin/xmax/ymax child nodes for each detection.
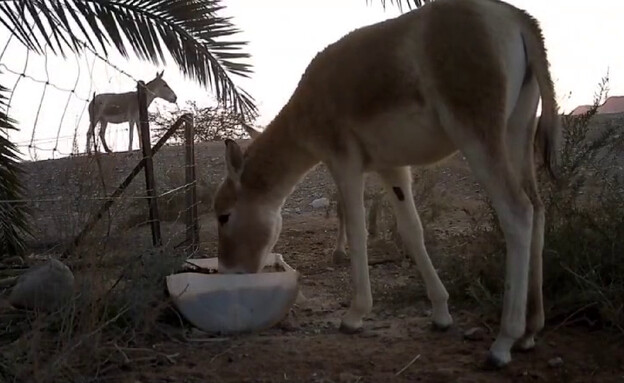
<box><xmin>1</xmin><ymin>31</ymin><xmax>141</xmax><ymax>161</ymax></box>
<box><xmin>1</xmin><ymin>35</ymin><xmax>203</xmax><ymax>257</ymax></box>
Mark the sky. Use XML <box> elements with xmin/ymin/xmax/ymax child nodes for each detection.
<box><xmin>0</xmin><ymin>0</ymin><xmax>622</xmax><ymax>161</ymax></box>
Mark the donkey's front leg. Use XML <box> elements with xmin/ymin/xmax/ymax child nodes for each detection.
<box><xmin>330</xmin><ymin>165</ymin><xmax>372</xmax><ymax>332</ymax></box>
<box><xmin>128</xmin><ymin>121</ymin><xmax>135</xmax><ymax>152</ymax></box>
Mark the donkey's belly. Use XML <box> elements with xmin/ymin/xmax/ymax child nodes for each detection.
<box><xmin>103</xmin><ymin>114</ymin><xmax>134</xmax><ymax>124</ymax></box>
<box><xmin>355</xmin><ymin>106</ymin><xmax>457</xmax><ymax>170</ymax></box>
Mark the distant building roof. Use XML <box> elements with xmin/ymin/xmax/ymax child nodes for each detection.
<box><xmin>570</xmin><ymin>96</ymin><xmax>624</xmax><ymax>115</ymax></box>
<box><xmin>570</xmin><ymin>105</ymin><xmax>592</xmax><ymax>115</ymax></box>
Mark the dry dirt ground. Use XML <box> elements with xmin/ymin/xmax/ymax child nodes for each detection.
<box><xmin>139</xmin><ymin>215</ymin><xmax>623</xmax><ymax>383</ymax></box>
<box><xmin>12</xmin><ymin>138</ymin><xmax>624</xmax><ymax>382</ymax></box>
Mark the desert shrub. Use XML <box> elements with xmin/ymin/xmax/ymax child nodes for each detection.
<box><xmin>538</xmin><ymin>77</ymin><xmax>624</xmax><ymax>329</ymax></box>
<box><xmin>150</xmin><ymin>99</ymin><xmax>258</xmax><ymax>144</ymax></box>
<box><xmin>444</xmin><ymin>76</ymin><xmax>624</xmax><ymax>331</ymax></box>
<box><xmin>0</xmin><ymin>246</ymin><xmax>186</xmax><ymax>382</ymax></box>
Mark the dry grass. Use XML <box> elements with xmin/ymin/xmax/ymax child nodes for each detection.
<box><xmin>1</xmin><ymin>140</ymin><xmax>208</xmax><ymax>381</ymax></box>
<box><xmin>1</xmin><ymin>245</ymin><xmax>187</xmax><ymax>382</ymax></box>
<box><xmin>121</xmin><ymin>168</ymin><xmax>217</xmax><ymax>230</ymax></box>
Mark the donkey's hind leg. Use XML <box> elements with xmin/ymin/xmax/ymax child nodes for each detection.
<box><xmin>442</xmin><ymin>112</ymin><xmax>534</xmax><ymax>367</ymax></box>
<box><xmin>505</xmin><ymin>74</ymin><xmax>545</xmax><ymax>352</ymax></box>
<box><xmin>332</xmin><ymin>199</ymin><xmax>349</xmax><ymax>264</ymax></box>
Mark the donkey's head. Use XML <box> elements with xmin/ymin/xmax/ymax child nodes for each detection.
<box><xmin>213</xmin><ymin>131</ymin><xmax>281</xmax><ymax>274</ymax></box>
<box><xmin>147</xmin><ymin>70</ymin><xmax>177</xmax><ymax>103</ymax></box>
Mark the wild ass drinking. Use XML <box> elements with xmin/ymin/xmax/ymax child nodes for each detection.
<box><xmin>86</xmin><ymin>70</ymin><xmax>177</xmax><ymax>154</ymax></box>
<box><xmin>212</xmin><ymin>0</ymin><xmax>560</xmax><ymax>368</ymax></box>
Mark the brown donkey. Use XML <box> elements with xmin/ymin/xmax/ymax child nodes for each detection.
<box><xmin>214</xmin><ymin>0</ymin><xmax>560</xmax><ymax>368</ymax></box>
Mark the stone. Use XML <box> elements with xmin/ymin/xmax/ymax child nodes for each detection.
<box><xmin>311</xmin><ymin>197</ymin><xmax>330</xmax><ymax>209</ymax></box>
<box><xmin>9</xmin><ymin>258</ymin><xmax>74</xmax><ymax>312</ymax></box>
<box><xmin>548</xmin><ymin>356</ymin><xmax>564</xmax><ymax>368</ymax></box>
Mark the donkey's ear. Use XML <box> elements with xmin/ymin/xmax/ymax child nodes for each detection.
<box><xmin>224</xmin><ymin>139</ymin><xmax>244</xmax><ymax>182</ymax></box>
<box><xmin>242</xmin><ymin>123</ymin><xmax>261</xmax><ymax>139</ymax></box>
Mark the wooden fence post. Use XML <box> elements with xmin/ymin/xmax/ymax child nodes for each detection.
<box><xmin>184</xmin><ymin>113</ymin><xmax>199</xmax><ymax>250</ymax></box>
<box><xmin>137</xmin><ymin>80</ymin><xmax>162</xmax><ymax>247</ymax></box>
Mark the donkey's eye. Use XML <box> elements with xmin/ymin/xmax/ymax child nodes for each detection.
<box><xmin>218</xmin><ymin>214</ymin><xmax>230</xmax><ymax>225</ymax></box>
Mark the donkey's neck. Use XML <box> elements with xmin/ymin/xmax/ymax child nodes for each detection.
<box><xmin>143</xmin><ymin>82</ymin><xmax>160</xmax><ymax>106</ymax></box>
<box><xmin>240</xmin><ymin>110</ymin><xmax>318</xmax><ymax>209</ymax></box>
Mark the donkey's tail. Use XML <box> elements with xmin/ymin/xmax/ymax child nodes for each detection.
<box><xmin>520</xmin><ymin>14</ymin><xmax>561</xmax><ymax>180</ymax></box>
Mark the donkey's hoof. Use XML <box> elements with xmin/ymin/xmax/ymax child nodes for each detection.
<box><xmin>339</xmin><ymin>321</ymin><xmax>364</xmax><ymax>334</ymax></box>
<box><xmin>482</xmin><ymin>346</ymin><xmax>511</xmax><ymax>370</ymax></box>
<box><xmin>514</xmin><ymin>335</ymin><xmax>536</xmax><ymax>352</ymax></box>
<box><xmin>431</xmin><ymin>321</ymin><xmax>452</xmax><ymax>332</ymax></box>
<box><xmin>332</xmin><ymin>250</ymin><xmax>349</xmax><ymax>265</ymax></box>
<box><xmin>482</xmin><ymin>352</ymin><xmax>510</xmax><ymax>370</ymax></box>
<box><xmin>430</xmin><ymin>308</ymin><xmax>453</xmax><ymax>332</ymax></box>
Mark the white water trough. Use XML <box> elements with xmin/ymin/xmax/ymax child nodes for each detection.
<box><xmin>166</xmin><ymin>253</ymin><xmax>300</xmax><ymax>334</ymax></box>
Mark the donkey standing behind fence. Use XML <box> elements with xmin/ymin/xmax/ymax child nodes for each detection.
<box><xmin>214</xmin><ymin>0</ymin><xmax>561</xmax><ymax>368</ymax></box>
<box><xmin>86</xmin><ymin>71</ymin><xmax>177</xmax><ymax>154</ymax></box>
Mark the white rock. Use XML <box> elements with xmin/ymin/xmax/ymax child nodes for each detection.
<box><xmin>548</xmin><ymin>356</ymin><xmax>564</xmax><ymax>368</ymax></box>
<box><xmin>9</xmin><ymin>258</ymin><xmax>74</xmax><ymax>312</ymax></box>
<box><xmin>311</xmin><ymin>197</ymin><xmax>330</xmax><ymax>209</ymax></box>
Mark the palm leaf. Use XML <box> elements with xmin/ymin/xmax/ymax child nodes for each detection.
<box><xmin>0</xmin><ymin>0</ymin><xmax>257</xmax><ymax>119</ymax></box>
<box><xmin>368</xmin><ymin>0</ymin><xmax>431</xmax><ymax>11</ymax></box>
<box><xmin>0</xmin><ymin>80</ymin><xmax>32</xmax><ymax>258</ymax></box>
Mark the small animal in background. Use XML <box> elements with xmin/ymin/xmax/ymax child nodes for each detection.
<box><xmin>86</xmin><ymin>70</ymin><xmax>177</xmax><ymax>154</ymax></box>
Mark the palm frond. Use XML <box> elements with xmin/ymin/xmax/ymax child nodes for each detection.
<box><xmin>0</xmin><ymin>0</ymin><xmax>257</xmax><ymax>119</ymax></box>
<box><xmin>368</xmin><ymin>0</ymin><xmax>431</xmax><ymax>12</ymax></box>
<box><xmin>0</xmin><ymin>80</ymin><xmax>32</xmax><ymax>258</ymax></box>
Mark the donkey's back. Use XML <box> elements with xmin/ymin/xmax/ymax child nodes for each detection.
<box><xmin>89</xmin><ymin>91</ymin><xmax>139</xmax><ymax>124</ymax></box>
<box><xmin>287</xmin><ymin>0</ymin><xmax>556</xmax><ymax>171</ymax></box>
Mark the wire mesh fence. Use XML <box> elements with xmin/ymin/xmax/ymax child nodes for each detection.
<box><xmin>0</xmin><ymin>35</ymin><xmax>208</xmax><ymax>260</ymax></box>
